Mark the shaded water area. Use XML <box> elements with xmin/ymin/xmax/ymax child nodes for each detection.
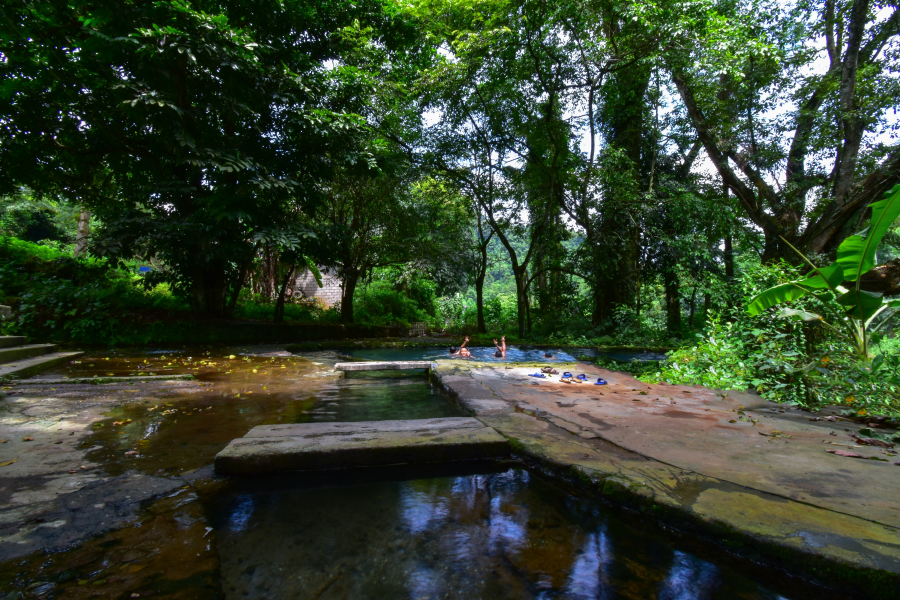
<box><xmin>0</xmin><ymin>347</ymin><xmax>822</xmax><ymax>599</ymax></box>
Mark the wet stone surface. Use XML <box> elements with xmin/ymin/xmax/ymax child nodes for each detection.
<box><xmin>0</xmin><ymin>346</ymin><xmax>849</xmax><ymax>598</ymax></box>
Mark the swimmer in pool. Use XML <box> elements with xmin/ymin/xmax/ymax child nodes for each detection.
<box><xmin>493</xmin><ymin>336</ymin><xmax>507</xmax><ymax>358</ymax></box>
<box><xmin>449</xmin><ymin>336</ymin><xmax>472</xmax><ymax>358</ymax></box>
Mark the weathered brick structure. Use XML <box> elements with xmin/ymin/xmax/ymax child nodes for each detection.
<box><xmin>293</xmin><ymin>267</ymin><xmax>342</xmax><ymax>308</ymax></box>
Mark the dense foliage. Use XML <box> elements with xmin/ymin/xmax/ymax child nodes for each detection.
<box><xmin>3</xmin><ymin>0</ymin><xmax>900</xmax><ymax>411</ymax></box>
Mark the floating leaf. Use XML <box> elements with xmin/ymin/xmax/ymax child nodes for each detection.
<box><xmin>22</xmin><ymin>436</ymin><xmax>33</xmax><ymax>441</ymax></box>
<box><xmin>0</xmin><ymin>457</ymin><xmax>17</xmax><ymax>467</ymax></box>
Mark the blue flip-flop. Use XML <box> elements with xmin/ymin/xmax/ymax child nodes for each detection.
<box><xmin>595</xmin><ymin>378</ymin><xmax>607</xmax><ymax>385</ymax></box>
<box><xmin>528</xmin><ymin>373</ymin><xmax>546</xmax><ymax>378</ymax></box>
<box><xmin>577</xmin><ymin>374</ymin><xmax>588</xmax><ymax>381</ymax></box>
<box><xmin>562</xmin><ymin>371</ymin><xmax>573</xmax><ymax>378</ymax></box>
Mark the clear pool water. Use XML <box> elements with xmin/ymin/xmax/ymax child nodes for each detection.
<box><xmin>209</xmin><ymin>465</ymin><xmax>801</xmax><ymax>599</ymax></box>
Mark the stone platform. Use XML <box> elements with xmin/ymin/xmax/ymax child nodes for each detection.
<box><xmin>433</xmin><ymin>360</ymin><xmax>900</xmax><ymax>599</ymax></box>
<box><xmin>214</xmin><ymin>417</ymin><xmax>509</xmax><ymax>475</ymax></box>
<box><xmin>334</xmin><ymin>361</ymin><xmax>435</xmax><ymax>372</ymax></box>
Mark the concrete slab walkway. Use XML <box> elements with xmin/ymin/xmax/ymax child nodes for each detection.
<box><xmin>214</xmin><ymin>417</ymin><xmax>509</xmax><ymax>474</ymax></box>
<box><xmin>433</xmin><ymin>360</ymin><xmax>900</xmax><ymax>599</ymax></box>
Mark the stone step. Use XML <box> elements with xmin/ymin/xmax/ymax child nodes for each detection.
<box><xmin>0</xmin><ymin>344</ymin><xmax>56</xmax><ymax>364</ymax></box>
<box><xmin>0</xmin><ymin>336</ymin><xmax>27</xmax><ymax>349</ymax></box>
<box><xmin>0</xmin><ymin>351</ymin><xmax>84</xmax><ymax>380</ymax></box>
<box><xmin>215</xmin><ymin>417</ymin><xmax>509</xmax><ymax>475</ymax></box>
<box><xmin>333</xmin><ymin>361</ymin><xmax>435</xmax><ymax>372</ymax></box>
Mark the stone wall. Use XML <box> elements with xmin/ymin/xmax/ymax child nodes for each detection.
<box><xmin>294</xmin><ymin>267</ymin><xmax>342</xmax><ymax>308</ymax></box>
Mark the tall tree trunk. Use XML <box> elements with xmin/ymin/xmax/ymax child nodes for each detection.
<box><xmin>689</xmin><ymin>287</ymin><xmax>697</xmax><ymax>328</ymax></box>
<box><xmin>340</xmin><ymin>271</ymin><xmax>359</xmax><ymax>324</ymax></box>
<box><xmin>273</xmin><ymin>264</ymin><xmax>295</xmax><ymax>324</ymax></box>
<box><xmin>474</xmin><ymin>218</ymin><xmax>492</xmax><ymax>334</ymax></box>
<box><xmin>664</xmin><ymin>264</ymin><xmax>681</xmax><ymax>334</ymax></box>
<box><xmin>514</xmin><ymin>269</ymin><xmax>528</xmax><ymax>338</ymax></box>
<box><xmin>74</xmin><ymin>209</ymin><xmax>90</xmax><ymax>257</ymax></box>
<box><xmin>226</xmin><ymin>259</ymin><xmax>250</xmax><ymax>317</ymax></box>
<box><xmin>191</xmin><ymin>259</ymin><xmax>228</xmax><ymax>316</ymax></box>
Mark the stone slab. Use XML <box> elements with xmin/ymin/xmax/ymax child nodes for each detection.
<box><xmin>245</xmin><ymin>417</ymin><xmax>484</xmax><ymax>438</ymax></box>
<box><xmin>0</xmin><ymin>336</ymin><xmax>27</xmax><ymax>349</ymax></box>
<box><xmin>0</xmin><ymin>352</ymin><xmax>83</xmax><ymax>380</ymax></box>
<box><xmin>434</xmin><ymin>362</ymin><xmax>900</xmax><ymax>597</ymax></box>
<box><xmin>334</xmin><ymin>361</ymin><xmax>435</xmax><ymax>371</ymax></box>
<box><xmin>0</xmin><ymin>344</ymin><xmax>55</xmax><ymax>364</ymax></box>
<box><xmin>215</xmin><ymin>417</ymin><xmax>509</xmax><ymax>474</ymax></box>
<box><xmin>12</xmin><ymin>374</ymin><xmax>195</xmax><ymax>385</ymax></box>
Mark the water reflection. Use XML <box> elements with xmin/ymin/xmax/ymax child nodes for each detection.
<box><xmin>209</xmin><ymin>467</ymin><xmax>795</xmax><ymax>600</ymax></box>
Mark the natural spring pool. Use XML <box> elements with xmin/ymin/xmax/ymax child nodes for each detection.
<box><xmin>0</xmin><ymin>347</ymin><xmax>823</xmax><ymax>599</ymax></box>
<box><xmin>333</xmin><ymin>346</ymin><xmax>668</xmax><ymax>363</ymax></box>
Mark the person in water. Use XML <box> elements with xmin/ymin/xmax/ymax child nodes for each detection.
<box><xmin>449</xmin><ymin>336</ymin><xmax>471</xmax><ymax>358</ymax></box>
<box><xmin>493</xmin><ymin>336</ymin><xmax>507</xmax><ymax>358</ymax></box>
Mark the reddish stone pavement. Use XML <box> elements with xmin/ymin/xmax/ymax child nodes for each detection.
<box><xmin>433</xmin><ymin>359</ymin><xmax>900</xmax><ymax>596</ymax></box>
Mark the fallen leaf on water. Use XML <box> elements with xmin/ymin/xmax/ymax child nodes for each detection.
<box><xmin>22</xmin><ymin>436</ymin><xmax>33</xmax><ymax>441</ymax></box>
<box><xmin>0</xmin><ymin>439</ymin><xmax>7</xmax><ymax>444</ymax></box>
<box><xmin>228</xmin><ymin>355</ymin><xmax>236</xmax><ymax>360</ymax></box>
<box><xmin>124</xmin><ymin>451</ymin><xmax>138</xmax><ymax>455</ymax></box>
<box><xmin>728</xmin><ymin>419</ymin><xmax>737</xmax><ymax>423</ymax></box>
<box><xmin>0</xmin><ymin>458</ymin><xmax>18</xmax><ymax>467</ymax></box>
<box><xmin>853</xmin><ymin>436</ymin><xmax>894</xmax><ymax>448</ymax></box>
<box><xmin>826</xmin><ymin>449</ymin><xmax>866</xmax><ymax>458</ymax></box>
<box><xmin>125</xmin><ymin>564</ymin><xmax>147</xmax><ymax>574</ymax></box>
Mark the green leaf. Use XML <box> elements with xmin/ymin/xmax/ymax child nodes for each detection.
<box><xmin>746</xmin><ymin>264</ymin><xmax>843</xmax><ymax>315</ymax></box>
<box><xmin>837</xmin><ymin>184</ymin><xmax>900</xmax><ymax>282</ymax></box>
<box><xmin>776</xmin><ymin>308</ymin><xmax>822</xmax><ymax>322</ymax></box>
<box><xmin>836</xmin><ymin>288</ymin><xmax>884</xmax><ymax>321</ymax></box>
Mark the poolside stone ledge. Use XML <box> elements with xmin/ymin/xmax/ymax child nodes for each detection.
<box><xmin>333</xmin><ymin>360</ymin><xmax>435</xmax><ymax>372</ymax></box>
<box><xmin>214</xmin><ymin>417</ymin><xmax>509</xmax><ymax>475</ymax></box>
<box><xmin>431</xmin><ymin>360</ymin><xmax>900</xmax><ymax>600</ymax></box>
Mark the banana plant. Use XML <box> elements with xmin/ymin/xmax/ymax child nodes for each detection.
<box><xmin>747</xmin><ymin>184</ymin><xmax>900</xmax><ymax>364</ymax></box>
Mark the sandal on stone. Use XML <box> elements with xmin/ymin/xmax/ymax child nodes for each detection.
<box><xmin>576</xmin><ymin>374</ymin><xmax>588</xmax><ymax>381</ymax></box>
<box><xmin>562</xmin><ymin>372</ymin><xmax>573</xmax><ymax>378</ymax></box>
<box><xmin>595</xmin><ymin>378</ymin><xmax>608</xmax><ymax>385</ymax></box>
<box><xmin>528</xmin><ymin>373</ymin><xmax>546</xmax><ymax>378</ymax></box>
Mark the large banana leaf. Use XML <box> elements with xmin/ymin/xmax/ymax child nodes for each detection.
<box><xmin>837</xmin><ymin>184</ymin><xmax>900</xmax><ymax>282</ymax></box>
<box><xmin>746</xmin><ymin>263</ymin><xmax>843</xmax><ymax>316</ymax></box>
<box><xmin>836</xmin><ymin>288</ymin><xmax>884</xmax><ymax>322</ymax></box>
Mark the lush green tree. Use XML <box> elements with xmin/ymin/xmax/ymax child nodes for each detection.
<box><xmin>661</xmin><ymin>0</ymin><xmax>900</xmax><ymax>263</ymax></box>
<box><xmin>0</xmin><ymin>0</ymin><xmax>416</xmax><ymax>315</ymax></box>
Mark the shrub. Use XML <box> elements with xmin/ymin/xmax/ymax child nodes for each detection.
<box><xmin>641</xmin><ymin>261</ymin><xmax>900</xmax><ymax>415</ymax></box>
